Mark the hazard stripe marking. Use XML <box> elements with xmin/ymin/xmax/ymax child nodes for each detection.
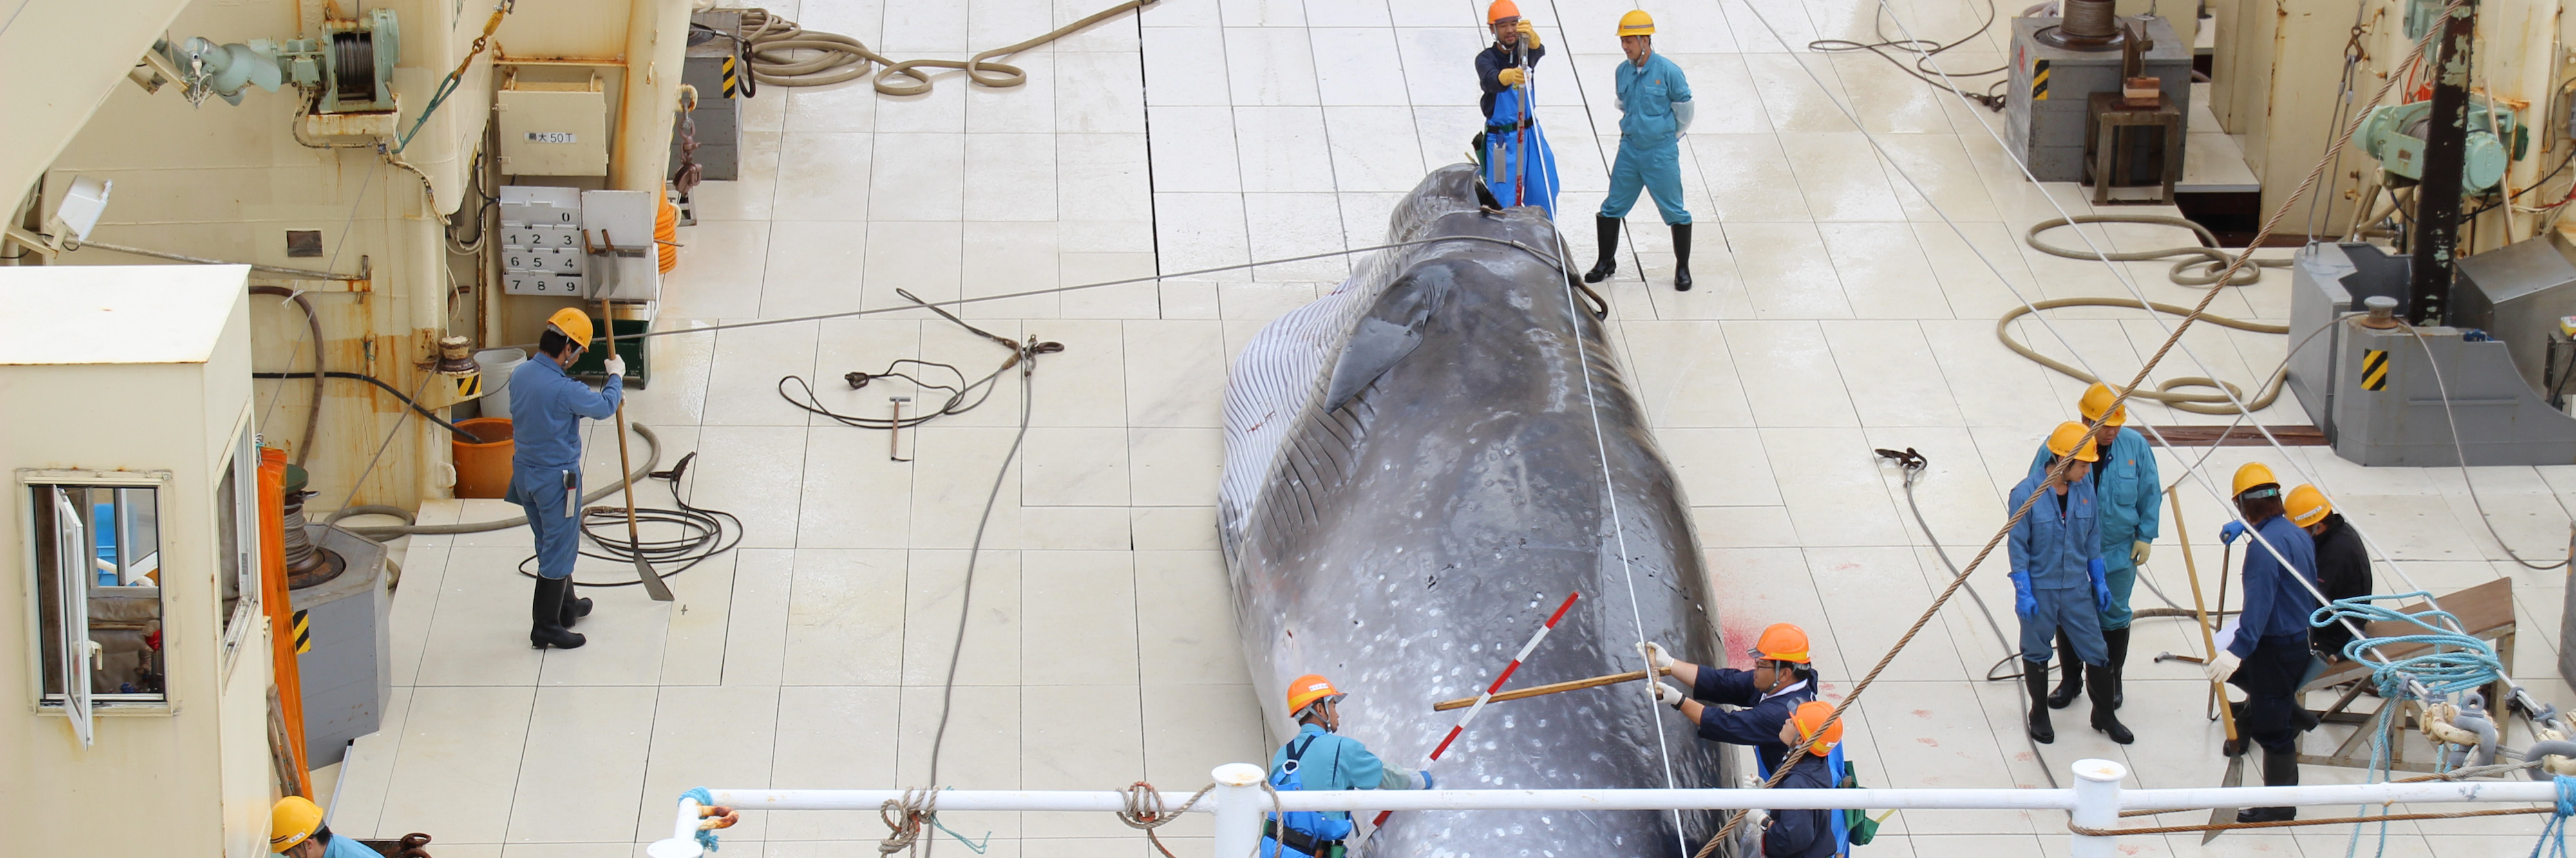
<box><xmin>2362</xmin><ymin>349</ymin><xmax>2389</xmax><ymax>391</ymax></box>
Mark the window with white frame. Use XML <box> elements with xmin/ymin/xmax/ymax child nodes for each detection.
<box><xmin>25</xmin><ymin>470</ymin><xmax>171</xmax><ymax>746</ymax></box>
<box><xmin>217</xmin><ymin>430</ymin><xmax>262</xmax><ymax>673</ymax></box>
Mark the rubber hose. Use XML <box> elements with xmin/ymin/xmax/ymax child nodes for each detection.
<box><xmin>1995</xmin><ymin>297</ymin><xmax>2291</xmax><ymax>415</ymax></box>
<box><xmin>252</xmin><ymin>371</ymin><xmax>486</xmax><ymax>442</ymax></box>
<box><xmin>2024</xmin><ymin>214</ymin><xmax>2297</xmax><ymax>286</ymax></box>
<box><xmin>325</xmin><ymin>423</ymin><xmax>661</xmax><ymax>538</ymax></box>
<box><xmin>729</xmin><ymin>3</ymin><xmax>1150</xmax><ymax>97</ymax></box>
<box><xmin>250</xmin><ymin>286</ymin><xmax>326</xmax><ymax>467</ymax></box>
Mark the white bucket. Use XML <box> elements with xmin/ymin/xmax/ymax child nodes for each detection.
<box><xmin>473</xmin><ymin>348</ymin><xmax>528</xmax><ymax>420</ymax></box>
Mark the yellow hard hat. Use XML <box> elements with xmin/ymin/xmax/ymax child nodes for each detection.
<box><xmin>2046</xmin><ymin>420</ymin><xmax>2099</xmax><ymax>462</ymax></box>
<box><xmin>1790</xmin><ymin>701</ymin><xmax>1843</xmax><ymax>756</ymax></box>
<box><xmin>2285</xmin><ymin>484</ymin><xmax>2333</xmax><ymax>528</ymax></box>
<box><xmin>1618</xmin><ymin>9</ymin><xmax>1656</xmax><ymax>36</ymax></box>
<box><xmin>2231</xmin><ymin>462</ymin><xmax>2280</xmax><ymax>499</ymax></box>
<box><xmin>1747</xmin><ymin>623</ymin><xmax>1812</xmax><ymax>664</ymax></box>
<box><xmin>2079</xmin><ymin>382</ymin><xmax>2128</xmax><ymax>427</ymax></box>
<box><xmin>545</xmin><ymin>307</ymin><xmax>595</xmax><ymax>351</ymax></box>
<box><xmin>271</xmin><ymin>796</ymin><xmax>324</xmax><ymax>853</ymax></box>
<box><xmin>1285</xmin><ymin>674</ymin><xmax>1343</xmax><ymax>716</ymax></box>
<box><xmin>1486</xmin><ymin>0</ymin><xmax>1519</xmax><ymax>23</ymax></box>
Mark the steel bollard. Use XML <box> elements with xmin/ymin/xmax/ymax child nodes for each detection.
<box><xmin>2069</xmin><ymin>758</ymin><xmax>2127</xmax><ymax>858</ymax></box>
<box><xmin>1209</xmin><ymin>763</ymin><xmax>1269</xmax><ymax>858</ymax></box>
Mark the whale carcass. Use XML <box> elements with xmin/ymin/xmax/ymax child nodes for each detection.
<box><xmin>1218</xmin><ymin>164</ymin><xmax>1730</xmax><ymax>856</ymax></box>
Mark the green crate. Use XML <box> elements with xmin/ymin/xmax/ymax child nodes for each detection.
<box><xmin>567</xmin><ymin>317</ymin><xmax>650</xmax><ymax>388</ymax></box>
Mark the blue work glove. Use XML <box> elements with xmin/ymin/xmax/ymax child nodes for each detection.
<box><xmin>2219</xmin><ymin>520</ymin><xmax>2248</xmax><ymax>545</ymax></box>
<box><xmin>1420</xmin><ymin>769</ymin><xmax>1436</xmax><ymax>790</ymax></box>
<box><xmin>2007</xmin><ymin>571</ymin><xmax>2036</xmax><ymax>618</ymax></box>
<box><xmin>2089</xmin><ymin>557</ymin><xmax>2114</xmax><ymax>613</ymax></box>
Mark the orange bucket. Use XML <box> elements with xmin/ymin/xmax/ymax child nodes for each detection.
<box><xmin>451</xmin><ymin>418</ymin><xmax>515</xmax><ymax>499</ymax></box>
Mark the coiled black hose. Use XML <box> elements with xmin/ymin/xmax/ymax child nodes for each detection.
<box><xmin>513</xmin><ymin>451</ymin><xmax>741</xmax><ymax>587</ymax></box>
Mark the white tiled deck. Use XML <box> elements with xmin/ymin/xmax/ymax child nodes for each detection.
<box><xmin>324</xmin><ymin>0</ymin><xmax>2575</xmax><ymax>855</ymax></box>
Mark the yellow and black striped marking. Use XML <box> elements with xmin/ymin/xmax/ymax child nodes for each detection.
<box><xmin>2361</xmin><ymin>349</ymin><xmax>2389</xmax><ymax>391</ymax></box>
<box><xmin>721</xmin><ymin>55</ymin><xmax>741</xmax><ymax>98</ymax></box>
<box><xmin>455</xmin><ymin>372</ymin><xmax>482</xmax><ymax>399</ymax></box>
<box><xmin>2032</xmin><ymin>59</ymin><xmax>2050</xmax><ymax>100</ymax></box>
<box><xmin>291</xmin><ymin>609</ymin><xmax>312</xmax><ymax>653</ymax></box>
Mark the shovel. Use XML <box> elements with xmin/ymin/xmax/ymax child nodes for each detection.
<box><xmin>2170</xmin><ymin>487</ymin><xmax>2240</xmax><ymax>841</ymax></box>
<box><xmin>600</xmin><ymin>298</ymin><xmax>673</xmax><ymax>601</ymax></box>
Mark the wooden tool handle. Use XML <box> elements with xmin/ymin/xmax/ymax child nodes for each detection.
<box><xmin>1432</xmin><ymin>669</ymin><xmax>1653</xmax><ymax>712</ymax></box>
<box><xmin>2171</xmin><ymin>484</ymin><xmax>2237</xmax><ymax>741</ymax></box>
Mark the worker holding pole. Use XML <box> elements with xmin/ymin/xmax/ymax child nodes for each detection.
<box><xmin>1638</xmin><ymin>623</ymin><xmax>1820</xmax><ymax>774</ymax></box>
<box><xmin>1263</xmin><ymin>675</ymin><xmax>1430</xmax><ymax>858</ymax></box>
<box><xmin>2024</xmin><ymin>384</ymin><xmax>2159</xmax><ymax>716</ymax></box>
<box><xmin>1475</xmin><ymin>1</ymin><xmax>1558</xmax><ymax>216</ymax></box>
<box><xmin>2006</xmin><ymin>421</ymin><xmax>2129</xmax><ymax>745</ymax></box>
<box><xmin>504</xmin><ymin>307</ymin><xmax>625</xmax><ymax>650</ymax></box>
<box><xmin>2206</xmin><ymin>463</ymin><xmax>2320</xmax><ymax>823</ymax></box>
<box><xmin>1580</xmin><ymin>10</ymin><xmax>1696</xmax><ymax>291</ymax></box>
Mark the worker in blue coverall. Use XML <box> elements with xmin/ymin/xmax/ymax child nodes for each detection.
<box><xmin>1476</xmin><ymin>0</ymin><xmax>1558</xmax><ymax>216</ymax></box>
<box><xmin>1639</xmin><ymin>623</ymin><xmax>1819</xmax><ymax>774</ymax></box>
<box><xmin>1741</xmin><ymin>702</ymin><xmax>1844</xmax><ymax>858</ymax></box>
<box><xmin>1581</xmin><ymin>10</ymin><xmax>1698</xmax><ymax>291</ymax></box>
<box><xmin>1264</xmin><ymin>675</ymin><xmax>1430</xmax><ymax>857</ymax></box>
<box><xmin>2005</xmin><ymin>421</ymin><xmax>2128</xmax><ymax>745</ymax></box>
<box><xmin>2024</xmin><ymin>383</ymin><xmax>2160</xmax><ymax>715</ymax></box>
<box><xmin>272</xmin><ymin>796</ymin><xmax>375</xmax><ymax>858</ymax></box>
<box><xmin>2204</xmin><ymin>462</ymin><xmax>2320</xmax><ymax>823</ymax></box>
<box><xmin>505</xmin><ymin>307</ymin><xmax>623</xmax><ymax>650</ymax></box>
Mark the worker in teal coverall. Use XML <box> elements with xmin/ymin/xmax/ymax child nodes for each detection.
<box><xmin>2005</xmin><ymin>421</ymin><xmax>2128</xmax><ymax>746</ymax></box>
<box><xmin>505</xmin><ymin>308</ymin><xmax>623</xmax><ymax>651</ymax></box>
<box><xmin>1582</xmin><ymin>10</ymin><xmax>1698</xmax><ymax>291</ymax></box>
<box><xmin>2023</xmin><ymin>383</ymin><xmax>2160</xmax><ymax>715</ymax></box>
<box><xmin>1477</xmin><ymin>1</ymin><xmax>1558</xmax><ymax>216</ymax></box>
<box><xmin>1264</xmin><ymin>675</ymin><xmax>1430</xmax><ymax>857</ymax></box>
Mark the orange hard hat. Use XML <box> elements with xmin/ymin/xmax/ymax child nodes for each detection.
<box><xmin>1487</xmin><ymin>0</ymin><xmax>1520</xmax><ymax>23</ymax></box>
<box><xmin>2046</xmin><ymin>421</ymin><xmax>2100</xmax><ymax>462</ymax></box>
<box><xmin>2079</xmin><ymin>382</ymin><xmax>2128</xmax><ymax>427</ymax></box>
<box><xmin>2286</xmin><ymin>484</ymin><xmax>2333</xmax><ymax>528</ymax></box>
<box><xmin>1746</xmin><ymin>623</ymin><xmax>1812</xmax><ymax>664</ymax></box>
<box><xmin>2232</xmin><ymin>462</ymin><xmax>2280</xmax><ymax>499</ymax></box>
<box><xmin>1285</xmin><ymin>674</ymin><xmax>1343</xmax><ymax>716</ymax></box>
<box><xmin>1789</xmin><ymin>701</ymin><xmax>1844</xmax><ymax>755</ymax></box>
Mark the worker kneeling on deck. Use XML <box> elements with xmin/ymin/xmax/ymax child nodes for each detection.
<box><xmin>1263</xmin><ymin>675</ymin><xmax>1430</xmax><ymax>857</ymax></box>
<box><xmin>271</xmin><ymin>796</ymin><xmax>372</xmax><ymax>858</ymax></box>
<box><xmin>1640</xmin><ymin>623</ymin><xmax>1818</xmax><ymax>774</ymax></box>
<box><xmin>2006</xmin><ymin>421</ymin><xmax>2130</xmax><ymax>745</ymax></box>
<box><xmin>2025</xmin><ymin>384</ymin><xmax>2160</xmax><ymax>716</ymax></box>
<box><xmin>2207</xmin><ymin>463</ymin><xmax>2322</xmax><ymax>823</ymax></box>
<box><xmin>1751</xmin><ymin>701</ymin><xmax>1845</xmax><ymax>857</ymax></box>
<box><xmin>507</xmin><ymin>308</ymin><xmax>626</xmax><ymax>651</ymax></box>
<box><xmin>2286</xmin><ymin>484</ymin><xmax>2372</xmax><ymax>664</ymax></box>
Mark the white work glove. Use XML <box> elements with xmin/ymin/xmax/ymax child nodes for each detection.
<box><xmin>1637</xmin><ymin>640</ymin><xmax>1676</xmax><ymax>674</ymax></box>
<box><xmin>2132</xmin><ymin>541</ymin><xmax>2153</xmax><ymax>564</ymax></box>
<box><xmin>1652</xmin><ymin>680</ymin><xmax>1688</xmax><ymax>709</ymax></box>
<box><xmin>2204</xmin><ymin>651</ymin><xmax>2241</xmax><ymax>684</ymax></box>
<box><xmin>603</xmin><ymin>355</ymin><xmax>627</xmax><ymax>378</ymax></box>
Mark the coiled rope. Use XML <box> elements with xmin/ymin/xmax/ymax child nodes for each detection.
<box><xmin>1116</xmin><ymin>781</ymin><xmax>1217</xmax><ymax>858</ymax></box>
<box><xmin>2313</xmin><ymin>593</ymin><xmax>2506</xmax><ymax>697</ymax></box>
<box><xmin>724</xmin><ymin>3</ymin><xmax>1152</xmax><ymax>97</ymax></box>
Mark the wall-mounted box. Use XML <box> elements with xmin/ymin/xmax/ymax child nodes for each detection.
<box><xmin>496</xmin><ymin>75</ymin><xmax>609</xmax><ymax>176</ymax></box>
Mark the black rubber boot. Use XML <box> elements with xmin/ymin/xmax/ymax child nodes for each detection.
<box><xmin>1584</xmin><ymin>216</ymin><xmax>1621</xmax><ymax>283</ymax></box>
<box><xmin>560</xmin><ymin>578</ymin><xmax>594</xmax><ymax>628</ymax></box>
<box><xmin>2047</xmin><ymin>630</ymin><xmax>2083</xmax><ymax>709</ymax></box>
<box><xmin>2088</xmin><ymin>666</ymin><xmax>2134</xmax><ymax>744</ymax></box>
<box><xmin>2102</xmin><ymin>626</ymin><xmax>2130</xmax><ymax>709</ymax></box>
<box><xmin>2023</xmin><ymin>662</ymin><xmax>2055</xmax><ymax>744</ymax></box>
<box><xmin>530</xmin><ymin>577</ymin><xmax>587</xmax><ymax>649</ymax></box>
<box><xmin>1671</xmin><ymin>223</ymin><xmax>1694</xmax><ymax>291</ymax></box>
<box><xmin>2236</xmin><ymin>746</ymin><xmax>2299</xmax><ymax>823</ymax></box>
